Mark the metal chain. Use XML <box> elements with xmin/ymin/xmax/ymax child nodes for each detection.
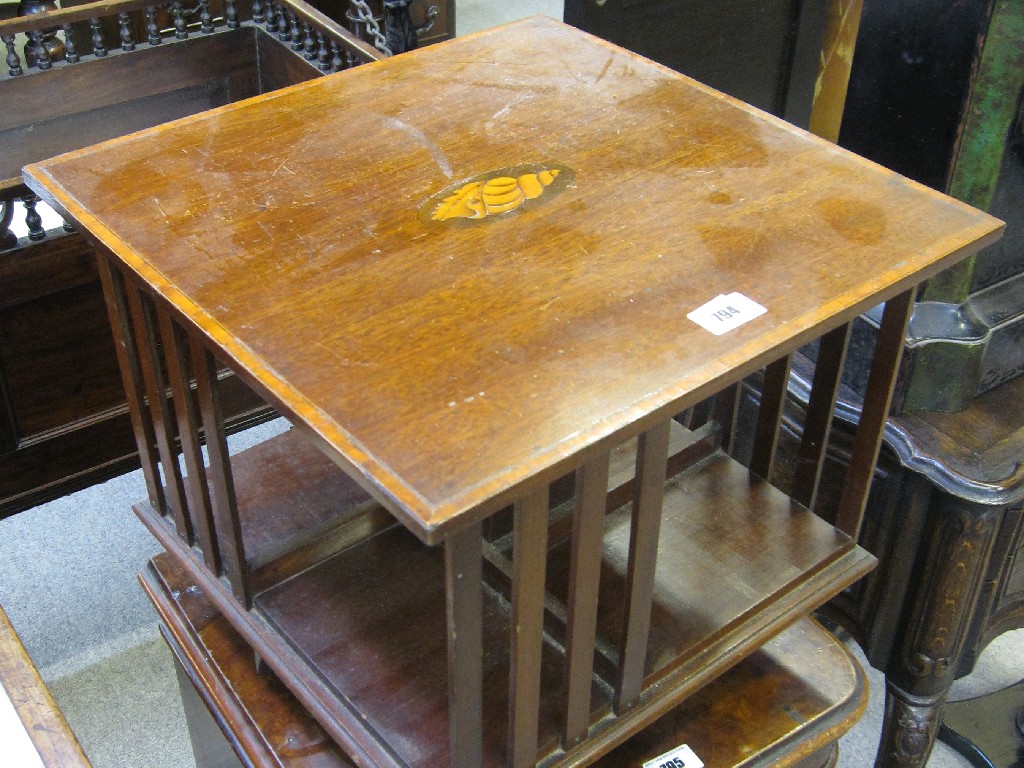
<box><xmin>348</xmin><ymin>0</ymin><xmax>392</xmax><ymax>55</ymax></box>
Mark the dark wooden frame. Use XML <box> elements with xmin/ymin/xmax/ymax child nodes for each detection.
<box><xmin>0</xmin><ymin>0</ymin><xmax>378</xmax><ymax>518</ymax></box>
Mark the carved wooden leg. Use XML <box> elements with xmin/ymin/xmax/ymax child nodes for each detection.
<box><xmin>875</xmin><ymin>682</ymin><xmax>946</xmax><ymax>767</ymax></box>
<box><xmin>873</xmin><ymin>497</ymin><xmax>1003</xmax><ymax>768</ymax></box>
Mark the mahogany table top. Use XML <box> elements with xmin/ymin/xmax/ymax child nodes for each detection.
<box><xmin>25</xmin><ymin>16</ymin><xmax>1002</xmax><ymax>541</ymax></box>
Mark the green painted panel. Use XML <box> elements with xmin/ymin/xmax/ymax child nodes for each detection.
<box><xmin>923</xmin><ymin>0</ymin><xmax>1024</xmax><ymax>303</ymax></box>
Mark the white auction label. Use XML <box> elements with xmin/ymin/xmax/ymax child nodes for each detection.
<box><xmin>687</xmin><ymin>292</ymin><xmax>767</xmax><ymax>335</ymax></box>
<box><xmin>642</xmin><ymin>743</ymin><xmax>704</xmax><ymax>768</ymax></box>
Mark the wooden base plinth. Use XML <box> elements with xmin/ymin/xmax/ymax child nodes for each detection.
<box><xmin>134</xmin><ymin>427</ymin><xmax>873</xmax><ymax>767</ymax></box>
<box><xmin>143</xmin><ymin>552</ymin><xmax>868</xmax><ymax>768</ymax></box>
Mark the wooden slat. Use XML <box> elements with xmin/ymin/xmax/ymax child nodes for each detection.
<box><xmin>191</xmin><ymin>339</ymin><xmax>250</xmax><ymax>607</ymax></box>
<box><xmin>508</xmin><ymin>488</ymin><xmax>550</xmax><ymax>768</ymax></box>
<box><xmin>444</xmin><ymin>524</ymin><xmax>483</xmax><ymax>768</ymax></box>
<box><xmin>712</xmin><ymin>384</ymin><xmax>741</xmax><ymax>455</ymax></box>
<box><xmin>562</xmin><ymin>454</ymin><xmax>610</xmax><ymax>748</ymax></box>
<box><xmin>614</xmin><ymin>419</ymin><xmax>671</xmax><ymax>714</ymax></box>
<box><xmin>683</xmin><ymin>396</ymin><xmax>714</xmax><ymax>431</ymax></box>
<box><xmin>125</xmin><ymin>285</ymin><xmax>192</xmax><ymax>542</ymax></box>
<box><xmin>791</xmin><ymin>322</ymin><xmax>852</xmax><ymax>510</ymax></box>
<box><xmin>749</xmin><ymin>354</ymin><xmax>792</xmax><ymax>481</ymax></box>
<box><xmin>157</xmin><ymin>309</ymin><xmax>219</xmax><ymax>571</ymax></box>
<box><xmin>835</xmin><ymin>289</ymin><xmax>916</xmax><ymax>538</ymax></box>
<box><xmin>95</xmin><ymin>258</ymin><xmax>165</xmax><ymax>514</ymax></box>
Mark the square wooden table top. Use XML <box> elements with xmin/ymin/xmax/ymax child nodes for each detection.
<box><xmin>25</xmin><ymin>16</ymin><xmax>1002</xmax><ymax>542</ymax></box>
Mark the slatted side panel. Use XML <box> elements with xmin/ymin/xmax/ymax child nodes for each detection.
<box><xmin>191</xmin><ymin>339</ymin><xmax>251</xmax><ymax>607</ymax></box>
<box><xmin>124</xmin><ymin>284</ymin><xmax>193</xmax><ymax>542</ymax></box>
<box><xmin>96</xmin><ymin>256</ymin><xmax>166</xmax><ymax>515</ymax></box>
<box><xmin>791</xmin><ymin>322</ymin><xmax>852</xmax><ymax>510</ymax></box>
<box><xmin>97</xmin><ymin>256</ymin><xmax>252</xmax><ymax>606</ymax></box>
<box><xmin>739</xmin><ymin>294</ymin><xmax>910</xmax><ymax>542</ymax></box>
<box><xmin>613</xmin><ymin>419</ymin><xmax>671</xmax><ymax>714</ymax></box>
<box><xmin>834</xmin><ymin>290</ymin><xmax>916</xmax><ymax>539</ymax></box>
<box><xmin>157</xmin><ymin>309</ymin><xmax>219</xmax><ymax>572</ymax></box>
<box><xmin>439</xmin><ymin>296</ymin><xmax>909</xmax><ymax>766</ymax></box>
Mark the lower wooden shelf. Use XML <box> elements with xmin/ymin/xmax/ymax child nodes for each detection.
<box><xmin>135</xmin><ymin>424</ymin><xmax>874</xmax><ymax>768</ymax></box>
<box><xmin>143</xmin><ymin>552</ymin><xmax>868</xmax><ymax>768</ymax></box>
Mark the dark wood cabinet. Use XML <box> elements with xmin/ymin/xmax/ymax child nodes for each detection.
<box><xmin>0</xmin><ymin>232</ymin><xmax>273</xmax><ymax>516</ymax></box>
<box><xmin>563</xmin><ymin>0</ymin><xmax>830</xmax><ymax>128</ymax></box>
<box><xmin>0</xmin><ymin>0</ymin><xmax>381</xmax><ymax>518</ymax></box>
<box><xmin>736</xmin><ymin>363</ymin><xmax>1024</xmax><ymax>768</ymax></box>
<box><xmin>830</xmin><ymin>377</ymin><xmax>1024</xmax><ymax>768</ymax></box>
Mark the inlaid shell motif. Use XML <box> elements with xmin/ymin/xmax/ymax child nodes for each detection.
<box><xmin>424</xmin><ymin>164</ymin><xmax>573</xmax><ymax>224</ymax></box>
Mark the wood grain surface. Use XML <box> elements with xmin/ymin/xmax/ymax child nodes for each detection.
<box><xmin>243</xmin><ymin>444</ymin><xmax>872</xmax><ymax>767</ymax></box>
<box><xmin>0</xmin><ymin>605</ymin><xmax>90</xmax><ymax>767</ymax></box>
<box><xmin>143</xmin><ymin>551</ymin><xmax>866</xmax><ymax>768</ymax></box>
<box><xmin>24</xmin><ymin>16</ymin><xmax>1003</xmax><ymax>541</ymax></box>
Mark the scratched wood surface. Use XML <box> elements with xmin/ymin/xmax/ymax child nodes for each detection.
<box><xmin>24</xmin><ymin>16</ymin><xmax>1003</xmax><ymax>541</ymax></box>
<box><xmin>0</xmin><ymin>605</ymin><xmax>91</xmax><ymax>768</ymax></box>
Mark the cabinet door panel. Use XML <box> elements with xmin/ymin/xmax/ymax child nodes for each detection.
<box><xmin>0</xmin><ymin>234</ymin><xmax>272</xmax><ymax>518</ymax></box>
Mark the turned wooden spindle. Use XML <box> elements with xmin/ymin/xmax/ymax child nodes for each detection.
<box><xmin>302</xmin><ymin>22</ymin><xmax>316</xmax><ymax>60</ymax></box>
<box><xmin>61</xmin><ymin>23</ymin><xmax>78</xmax><ymax>61</ymax></box>
<box><xmin>117</xmin><ymin>12</ymin><xmax>135</xmax><ymax>50</ymax></box>
<box><xmin>89</xmin><ymin>17</ymin><xmax>106</xmax><ymax>56</ymax></box>
<box><xmin>2</xmin><ymin>34</ymin><xmax>22</xmax><ymax>75</ymax></box>
<box><xmin>199</xmin><ymin>0</ymin><xmax>213</xmax><ymax>33</ymax></box>
<box><xmin>144</xmin><ymin>7</ymin><xmax>160</xmax><ymax>45</ymax></box>
<box><xmin>21</xmin><ymin>193</ymin><xmax>45</xmax><ymax>241</ymax></box>
<box><xmin>171</xmin><ymin>2</ymin><xmax>188</xmax><ymax>39</ymax></box>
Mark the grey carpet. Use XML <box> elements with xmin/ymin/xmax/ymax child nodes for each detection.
<box><xmin>48</xmin><ymin>638</ymin><xmax>196</xmax><ymax>768</ymax></box>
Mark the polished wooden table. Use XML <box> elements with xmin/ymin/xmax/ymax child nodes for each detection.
<box><xmin>24</xmin><ymin>16</ymin><xmax>1002</xmax><ymax>768</ymax></box>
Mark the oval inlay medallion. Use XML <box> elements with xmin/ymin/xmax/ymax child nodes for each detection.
<box><xmin>421</xmin><ymin>163</ymin><xmax>574</xmax><ymax>224</ymax></box>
